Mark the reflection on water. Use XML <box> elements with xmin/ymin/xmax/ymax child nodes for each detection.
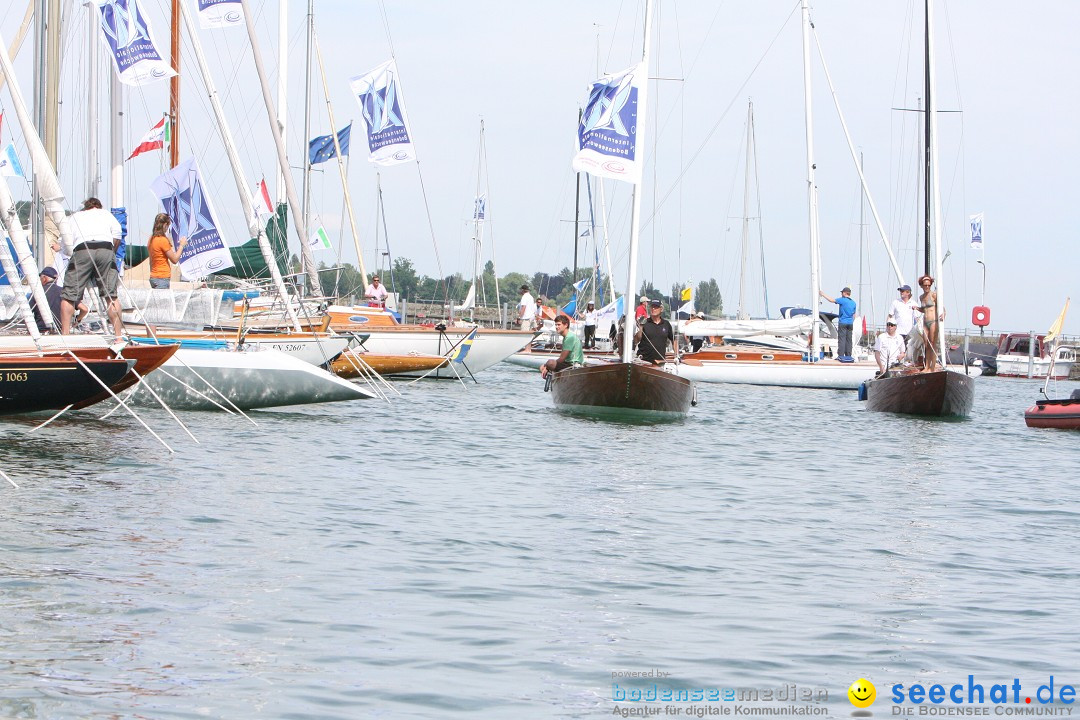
<box><xmin>1</xmin><ymin>368</ymin><xmax>1078</xmax><ymax>718</ymax></box>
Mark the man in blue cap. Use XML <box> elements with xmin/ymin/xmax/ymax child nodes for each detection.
<box><xmin>819</xmin><ymin>286</ymin><xmax>856</xmax><ymax>361</ymax></box>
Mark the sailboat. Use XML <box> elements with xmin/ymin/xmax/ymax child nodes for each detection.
<box><xmin>1024</xmin><ymin>299</ymin><xmax>1079</xmax><ymax>430</ymax></box>
<box><xmin>860</xmin><ymin>0</ymin><xmax>974</xmax><ymax>417</ymax></box>
<box><xmin>548</xmin><ymin>0</ymin><xmax>694</xmax><ymax>419</ymax></box>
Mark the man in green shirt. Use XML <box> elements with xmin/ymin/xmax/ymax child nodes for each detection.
<box><xmin>540</xmin><ymin>315</ymin><xmax>585</xmax><ymax>378</ymax></box>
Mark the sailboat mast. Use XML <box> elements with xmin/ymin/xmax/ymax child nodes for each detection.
<box><xmin>573</xmin><ymin>109</ymin><xmax>582</xmax><ymax>291</ymax></box>
<box><xmin>619</xmin><ymin>0</ymin><xmax>654</xmax><ymax>364</ymax></box>
<box><xmin>738</xmin><ymin>100</ymin><xmax>753</xmax><ymax>320</ymax></box>
<box><xmin>801</xmin><ymin>0</ymin><xmax>822</xmax><ymax>359</ymax></box>
<box><xmin>170</xmin><ymin>0</ymin><xmax>179</xmax><ymax>167</ymax></box>
<box><xmin>302</xmin><ymin>0</ymin><xmax>313</xmax><ymax>245</ymax></box>
<box><xmin>926</xmin><ymin>0</ymin><xmax>947</xmax><ymax>363</ymax></box>
<box><xmin>87</xmin><ymin>11</ymin><xmax>99</xmax><ymax>198</ymax></box>
<box><xmin>277</xmin><ymin>0</ymin><xmax>288</xmax><ymax>205</ymax></box>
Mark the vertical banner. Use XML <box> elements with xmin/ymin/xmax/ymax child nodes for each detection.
<box><xmin>150</xmin><ymin>157</ymin><xmax>234</xmax><ymax>279</ymax></box>
<box><xmin>969</xmin><ymin>212</ymin><xmax>984</xmax><ymax>250</ymax></box>
<box><xmin>350</xmin><ymin>60</ymin><xmax>417</xmax><ymax>166</ymax></box>
<box><xmin>95</xmin><ymin>0</ymin><xmax>176</xmax><ymax>86</ymax></box>
<box><xmin>474</xmin><ymin>195</ymin><xmax>486</xmax><ymax>222</ymax></box>
<box><xmin>197</xmin><ymin>0</ymin><xmax>244</xmax><ymax>29</ymax></box>
<box><xmin>572</xmin><ymin>63</ymin><xmax>645</xmax><ymax>184</ymax></box>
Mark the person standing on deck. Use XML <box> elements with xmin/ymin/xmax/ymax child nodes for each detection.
<box><xmin>887</xmin><ymin>284</ymin><xmax>920</xmax><ymax>345</ymax></box>
<box><xmin>517</xmin><ymin>285</ymin><xmax>536</xmax><ymax>331</ymax></box>
<box><xmin>58</xmin><ymin>197</ymin><xmax>125</xmax><ymax>339</ymax></box>
<box><xmin>819</xmin><ymin>286</ymin><xmax>856</xmax><ymax>361</ymax></box>
<box><xmin>580</xmin><ymin>300</ymin><xmax>598</xmax><ymax>349</ymax></box>
<box><xmin>147</xmin><ymin>213</ymin><xmax>187</xmax><ymax>289</ymax></box>
<box><xmin>636</xmin><ymin>300</ymin><xmax>675</xmax><ymax>365</ymax></box>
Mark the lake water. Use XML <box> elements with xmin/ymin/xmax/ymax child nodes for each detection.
<box><xmin>2</xmin><ymin>365</ymin><xmax>1078</xmax><ymax>719</ymax></box>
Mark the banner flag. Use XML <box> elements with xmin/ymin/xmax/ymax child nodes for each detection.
<box><xmin>572</xmin><ymin>62</ymin><xmax>645</xmax><ymax>184</ymax></box>
<box><xmin>95</xmin><ymin>0</ymin><xmax>176</xmax><ymax>86</ymax></box>
<box><xmin>127</xmin><ymin>116</ymin><xmax>169</xmax><ymax>160</ymax></box>
<box><xmin>0</xmin><ymin>144</ymin><xmax>24</xmax><ymax>177</ymax></box>
<box><xmin>1045</xmin><ymin>298</ymin><xmax>1070</xmax><ymax>344</ymax></box>
<box><xmin>678</xmin><ymin>298</ymin><xmax>696</xmax><ymax>315</ymax></box>
<box><xmin>308</xmin><ymin>124</ymin><xmax>352</xmax><ymax>165</ymax></box>
<box><xmin>596</xmin><ymin>295</ymin><xmax>625</xmax><ymax>328</ymax></box>
<box><xmin>150</xmin><ymin>157</ymin><xmax>234</xmax><ymax>279</ymax></box>
<box><xmin>308</xmin><ymin>226</ymin><xmax>333</xmax><ymax>251</ymax></box>
<box><xmin>249</xmin><ymin>179</ymin><xmax>274</xmax><ymax>226</ymax></box>
<box><xmin>197</xmin><ymin>0</ymin><xmax>243</xmax><ymax>29</ymax></box>
<box><xmin>969</xmin><ymin>212</ymin><xmax>984</xmax><ymax>250</ymax></box>
<box><xmin>561</xmin><ymin>278</ymin><xmax>591</xmax><ymax>317</ymax></box>
<box><xmin>680</xmin><ymin>285</ymin><xmax>692</xmax><ymax>302</ymax></box>
<box><xmin>474</xmin><ymin>195</ymin><xmax>486</xmax><ymax>222</ymax></box>
<box><xmin>350</xmin><ymin>60</ymin><xmax>416</xmax><ymax>166</ymax></box>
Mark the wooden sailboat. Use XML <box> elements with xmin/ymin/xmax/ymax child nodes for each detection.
<box><xmin>548</xmin><ymin>0</ymin><xmax>694</xmax><ymax>419</ymax></box>
<box><xmin>861</xmin><ymin>0</ymin><xmax>974</xmax><ymax>418</ymax></box>
<box><xmin>0</xmin><ymin>354</ymin><xmax>133</xmax><ymax>416</ymax></box>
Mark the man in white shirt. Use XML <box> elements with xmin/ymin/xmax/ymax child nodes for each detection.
<box><xmin>364</xmin><ymin>274</ymin><xmax>389</xmax><ymax>307</ymax></box>
<box><xmin>873</xmin><ymin>319</ymin><xmax>906</xmax><ymax>373</ymax></box>
<box><xmin>580</xmin><ymin>300</ymin><xmax>598</xmax><ymax>348</ymax></box>
<box><xmin>518</xmin><ymin>284</ymin><xmax>536</xmax><ymax>331</ymax></box>
<box><xmin>887</xmin><ymin>284</ymin><xmax>920</xmax><ymax>343</ymax></box>
<box><xmin>58</xmin><ymin>197</ymin><xmax>124</xmax><ymax>338</ymax></box>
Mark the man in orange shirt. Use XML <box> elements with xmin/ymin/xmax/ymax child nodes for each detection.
<box><xmin>147</xmin><ymin>213</ymin><xmax>187</xmax><ymax>289</ymax></box>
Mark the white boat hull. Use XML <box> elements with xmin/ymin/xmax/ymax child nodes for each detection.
<box><xmin>995</xmin><ymin>355</ymin><xmax>1074</xmax><ymax>380</ymax></box>
<box><xmin>132</xmin><ymin>348</ymin><xmax>374</xmax><ymax>410</ymax></box>
<box><xmin>349</xmin><ymin>327</ymin><xmax>536</xmax><ymax>378</ymax></box>
<box><xmin>672</xmin><ymin>359</ymin><xmax>878</xmax><ymax>389</ymax></box>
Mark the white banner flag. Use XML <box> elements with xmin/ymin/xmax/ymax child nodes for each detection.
<box><xmin>150</xmin><ymin>157</ymin><xmax>234</xmax><ymax>280</ymax></box>
<box><xmin>350</xmin><ymin>60</ymin><xmax>417</xmax><ymax>167</ymax></box>
<box><xmin>197</xmin><ymin>0</ymin><xmax>243</xmax><ymax>29</ymax></box>
<box><xmin>308</xmin><ymin>226</ymin><xmax>332</xmax><ymax>251</ymax></box>
<box><xmin>572</xmin><ymin>62</ymin><xmax>646</xmax><ymax>184</ymax></box>
<box><xmin>969</xmin><ymin>212</ymin><xmax>984</xmax><ymax>250</ymax></box>
<box><xmin>95</xmin><ymin>0</ymin><xmax>176</xmax><ymax>86</ymax></box>
<box><xmin>249</xmin><ymin>179</ymin><xmax>274</xmax><ymax>227</ymax></box>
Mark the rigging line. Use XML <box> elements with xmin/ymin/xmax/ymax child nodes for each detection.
<box><xmin>640</xmin><ymin>1</ymin><xmax>800</xmax><ymax>233</ymax></box>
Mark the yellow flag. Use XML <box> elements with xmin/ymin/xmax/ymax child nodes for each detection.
<box><xmin>680</xmin><ymin>286</ymin><xmax>692</xmax><ymax>302</ymax></box>
<box><xmin>1045</xmin><ymin>298</ymin><xmax>1070</xmax><ymax>344</ymax></box>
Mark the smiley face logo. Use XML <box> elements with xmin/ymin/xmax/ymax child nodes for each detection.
<box><xmin>848</xmin><ymin>679</ymin><xmax>876</xmax><ymax>708</ymax></box>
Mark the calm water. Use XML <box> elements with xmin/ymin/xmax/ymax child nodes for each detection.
<box><xmin>2</xmin><ymin>365</ymin><xmax>1078</xmax><ymax>719</ymax></box>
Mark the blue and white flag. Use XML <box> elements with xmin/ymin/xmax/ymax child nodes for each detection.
<box><xmin>308</xmin><ymin>124</ymin><xmax>351</xmax><ymax>165</ymax></box>
<box><xmin>0</xmin><ymin>143</ymin><xmax>24</xmax><ymax>177</ymax></box>
<box><xmin>474</xmin><ymin>195</ymin><xmax>486</xmax><ymax>222</ymax></box>
<box><xmin>596</xmin><ymin>295</ymin><xmax>625</xmax><ymax>328</ymax></box>
<box><xmin>561</xmin><ymin>278</ymin><xmax>591</xmax><ymax>317</ymax></box>
<box><xmin>350</xmin><ymin>60</ymin><xmax>416</xmax><ymax>167</ymax></box>
<box><xmin>969</xmin><ymin>212</ymin><xmax>984</xmax><ymax>251</ymax></box>
<box><xmin>572</xmin><ymin>62</ymin><xmax>646</xmax><ymax>184</ymax></box>
<box><xmin>197</xmin><ymin>0</ymin><xmax>243</xmax><ymax>29</ymax></box>
<box><xmin>150</xmin><ymin>157</ymin><xmax>234</xmax><ymax>280</ymax></box>
<box><xmin>95</xmin><ymin>0</ymin><xmax>176</xmax><ymax>86</ymax></box>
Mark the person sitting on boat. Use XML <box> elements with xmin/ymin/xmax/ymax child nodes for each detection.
<box><xmin>580</xmin><ymin>300</ymin><xmax>598</xmax><ymax>348</ymax></box>
<box><xmin>540</xmin><ymin>314</ymin><xmax>584</xmax><ymax>378</ymax></box>
<box><xmin>147</xmin><ymin>213</ymin><xmax>188</xmax><ymax>289</ymax></box>
<box><xmin>518</xmin><ymin>284</ymin><xmax>536</xmax><ymax>331</ymax></box>
<box><xmin>888</xmin><ymin>284</ymin><xmax>920</xmax><ymax>344</ymax></box>
<box><xmin>635</xmin><ymin>295</ymin><xmax>649</xmax><ymax>324</ymax></box>
<box><xmin>364</xmin><ymin>275</ymin><xmax>389</xmax><ymax>308</ymax></box>
<box><xmin>917</xmin><ymin>274</ymin><xmax>944</xmax><ymax>371</ymax></box>
<box><xmin>636</xmin><ymin>299</ymin><xmax>675</xmax><ymax>366</ymax></box>
<box><xmin>30</xmin><ymin>266</ymin><xmax>85</xmax><ymax>334</ymax></box>
<box><xmin>873</xmin><ymin>319</ymin><xmax>906</xmax><ymax>374</ymax></box>
<box><xmin>819</xmin><ymin>286</ymin><xmax>856</xmax><ymax>361</ymax></box>
<box><xmin>684</xmin><ymin>311</ymin><xmax>706</xmax><ymax>353</ymax></box>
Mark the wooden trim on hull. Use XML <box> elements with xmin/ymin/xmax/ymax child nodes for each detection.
<box><xmin>330</xmin><ymin>351</ymin><xmax>448</xmax><ymax>378</ymax></box>
<box><xmin>549</xmin><ymin>362</ymin><xmax>694</xmax><ymax>418</ymax></box>
<box><xmin>1025</xmin><ymin>399</ymin><xmax>1080</xmax><ymax>430</ymax></box>
<box><xmin>864</xmin><ymin>368</ymin><xmax>974</xmax><ymax>417</ymax></box>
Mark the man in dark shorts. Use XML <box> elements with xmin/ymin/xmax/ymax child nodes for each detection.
<box><xmin>58</xmin><ymin>198</ymin><xmax>124</xmax><ymax>338</ymax></box>
<box><xmin>637</xmin><ymin>299</ymin><xmax>675</xmax><ymax>365</ymax></box>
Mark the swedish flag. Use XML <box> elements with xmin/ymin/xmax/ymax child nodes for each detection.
<box><xmin>448</xmin><ymin>327</ymin><xmax>478</xmax><ymax>364</ymax></box>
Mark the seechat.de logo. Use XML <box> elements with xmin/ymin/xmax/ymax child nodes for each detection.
<box><xmin>849</xmin><ymin>679</ymin><xmax>877</xmax><ymax>708</ymax></box>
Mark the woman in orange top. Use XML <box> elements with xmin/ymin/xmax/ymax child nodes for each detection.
<box><xmin>147</xmin><ymin>213</ymin><xmax>187</xmax><ymax>289</ymax></box>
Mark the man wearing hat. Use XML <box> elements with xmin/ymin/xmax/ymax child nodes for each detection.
<box><xmin>517</xmin><ymin>284</ymin><xmax>536</xmax><ymax>331</ymax></box>
<box><xmin>887</xmin><ymin>284</ymin><xmax>920</xmax><ymax>344</ymax></box>
<box><xmin>579</xmin><ymin>300</ymin><xmax>598</xmax><ymax>348</ymax></box>
<box><xmin>30</xmin><ymin>266</ymin><xmax>85</xmax><ymax>334</ymax></box>
<box><xmin>819</xmin><ymin>286</ymin><xmax>857</xmax><ymax>361</ymax></box>
<box><xmin>637</xmin><ymin>299</ymin><xmax>675</xmax><ymax>365</ymax></box>
<box><xmin>635</xmin><ymin>295</ymin><xmax>649</xmax><ymax>324</ymax></box>
<box><xmin>873</xmin><ymin>318</ymin><xmax>906</xmax><ymax>373</ymax></box>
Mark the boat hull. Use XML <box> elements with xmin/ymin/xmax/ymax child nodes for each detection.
<box><xmin>133</xmin><ymin>348</ymin><xmax>374</xmax><ymax>410</ymax></box>
<box><xmin>863</xmin><ymin>368</ymin><xmax>975</xmax><ymax>417</ymax></box>
<box><xmin>1024</xmin><ymin>398</ymin><xmax>1080</xmax><ymax>430</ymax></box>
<box><xmin>549</xmin><ymin>362</ymin><xmax>694</xmax><ymax>419</ymax></box>
<box><xmin>0</xmin><ymin>355</ymin><xmax>134</xmax><ymax>415</ymax></box>
<box><xmin>674</xmin><ymin>358</ymin><xmax>877</xmax><ymax>389</ymax></box>
<box><xmin>348</xmin><ymin>327</ymin><xmax>535</xmax><ymax>378</ymax></box>
<box><xmin>330</xmin><ymin>350</ymin><xmax>448</xmax><ymax>378</ymax></box>
<box><xmin>995</xmin><ymin>355</ymin><xmax>1075</xmax><ymax>380</ymax></box>
<box><xmin>70</xmin><ymin>343</ymin><xmax>180</xmax><ymax>409</ymax></box>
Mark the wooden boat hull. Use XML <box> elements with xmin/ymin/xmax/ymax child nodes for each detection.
<box><xmin>330</xmin><ymin>350</ymin><xmax>448</xmax><ymax>378</ymax></box>
<box><xmin>1025</xmin><ymin>398</ymin><xmax>1080</xmax><ymax>430</ymax></box>
<box><xmin>0</xmin><ymin>355</ymin><xmax>134</xmax><ymax>415</ymax></box>
<box><xmin>862</xmin><ymin>368</ymin><xmax>974</xmax><ymax>417</ymax></box>
<box><xmin>348</xmin><ymin>327</ymin><xmax>536</xmax><ymax>378</ymax></box>
<box><xmin>549</xmin><ymin>362</ymin><xmax>694</xmax><ymax>419</ymax></box>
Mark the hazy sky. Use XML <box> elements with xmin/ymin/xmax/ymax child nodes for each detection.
<box><xmin>1</xmin><ymin>0</ymin><xmax>1076</xmax><ymax>334</ymax></box>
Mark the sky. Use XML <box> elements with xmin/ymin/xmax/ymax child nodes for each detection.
<box><xmin>0</xmin><ymin>0</ymin><xmax>1076</xmax><ymax>335</ymax></box>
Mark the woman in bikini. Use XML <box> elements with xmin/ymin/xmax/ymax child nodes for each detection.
<box><xmin>918</xmin><ymin>274</ymin><xmax>941</xmax><ymax>371</ymax></box>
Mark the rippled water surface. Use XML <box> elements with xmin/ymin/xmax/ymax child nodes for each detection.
<box><xmin>2</xmin><ymin>366</ymin><xmax>1078</xmax><ymax>719</ymax></box>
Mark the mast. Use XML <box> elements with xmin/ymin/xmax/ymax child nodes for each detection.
<box><xmin>801</xmin><ymin>0</ymin><xmax>822</xmax><ymax>359</ymax></box>
<box><xmin>301</xmin><ymin>0</ymin><xmax>313</xmax><ymax>253</ymax></box>
<box><xmin>926</xmin><ymin>0</ymin><xmax>947</xmax><ymax>363</ymax></box>
<box><xmin>170</xmin><ymin>0</ymin><xmax>180</xmax><ymax>167</ymax></box>
<box><xmin>44</xmin><ymin>0</ymin><xmax>60</xmax><ymax>167</ymax></box>
<box><xmin>737</xmin><ymin>100</ymin><xmax>753</xmax><ymax>320</ymax></box>
<box><xmin>177</xmin><ymin>0</ymin><xmax>303</xmax><ymax>332</ymax></box>
<box><xmin>619</xmin><ymin>0</ymin><xmax>654</xmax><ymax>363</ymax></box>
<box><xmin>573</xmin><ymin>109</ymin><xmax>582</xmax><ymax>292</ymax></box>
<box><xmin>239</xmin><ymin>0</ymin><xmax>323</xmax><ymax>296</ymax></box>
<box><xmin>277</xmin><ymin>0</ymin><xmax>288</xmax><ymax>205</ymax></box>
<box><xmin>471</xmin><ymin>121</ymin><xmax>484</xmax><ymax>307</ymax></box>
<box><xmin>30</xmin><ymin>0</ymin><xmax>46</xmax><ymax>259</ymax></box>
<box><xmin>110</xmin><ymin>31</ymin><xmax>124</xmax><ymax>236</ymax></box>
<box><xmin>87</xmin><ymin>9</ymin><xmax>99</xmax><ymax>198</ymax></box>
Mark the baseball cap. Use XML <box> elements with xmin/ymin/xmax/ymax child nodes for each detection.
<box><xmin>649</xmin><ymin>299</ymin><xmax>663</xmax><ymax>307</ymax></box>
<box><xmin>841</xmin><ymin>286</ymin><xmax>852</xmax><ymax>294</ymax></box>
<box><xmin>696</xmin><ymin>311</ymin><xmax>705</xmax><ymax>318</ymax></box>
<box><xmin>640</xmin><ymin>295</ymin><xmax>649</xmax><ymax>302</ymax></box>
<box><xmin>886</xmin><ymin>319</ymin><xmax>897</xmax><ymax>326</ymax></box>
<box><xmin>897</xmin><ymin>284</ymin><xmax>912</xmax><ymax>292</ymax></box>
<box><xmin>40</xmin><ymin>267</ymin><xmax>58</xmax><ymax>279</ymax></box>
